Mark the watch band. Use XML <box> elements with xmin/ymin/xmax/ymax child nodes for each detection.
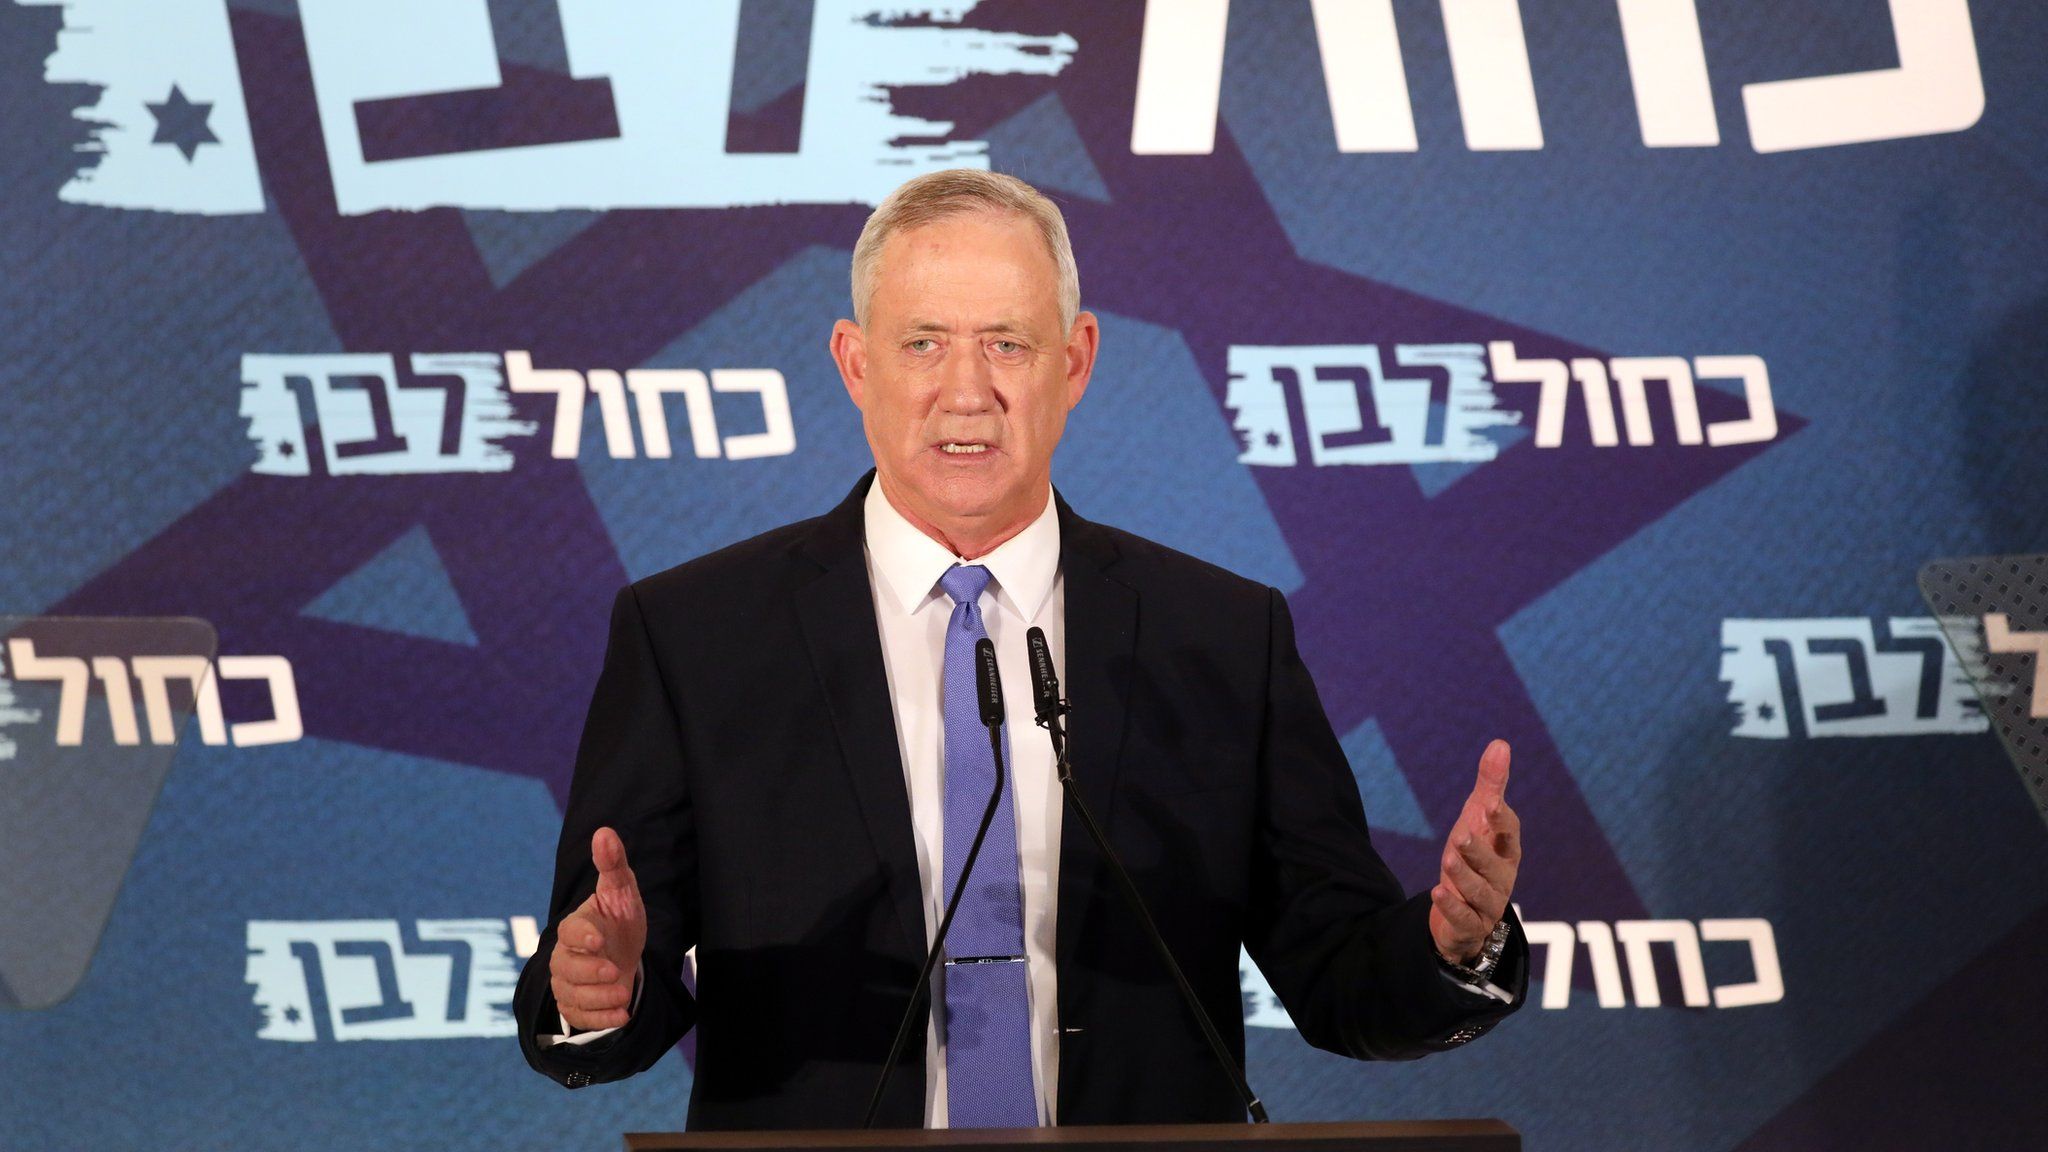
<box><xmin>1442</xmin><ymin>917</ymin><xmax>1512</xmax><ymax>984</ymax></box>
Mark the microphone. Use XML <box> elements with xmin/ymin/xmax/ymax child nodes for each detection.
<box><xmin>1023</xmin><ymin>626</ymin><xmax>1270</xmax><ymax>1124</ymax></box>
<box><xmin>863</xmin><ymin>638</ymin><xmax>1011</xmax><ymax>1128</ymax></box>
<box><xmin>1026</xmin><ymin>627</ymin><xmax>1066</xmax><ymax>735</ymax></box>
<box><xmin>976</xmin><ymin>635</ymin><xmax>1005</xmax><ymax>728</ymax></box>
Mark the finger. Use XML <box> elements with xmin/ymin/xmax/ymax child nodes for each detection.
<box><xmin>554</xmin><ymin>980</ymin><xmax>635</xmax><ymax>1012</ymax></box>
<box><xmin>1473</xmin><ymin>739</ymin><xmax>1511</xmax><ymax>804</ymax></box>
<box><xmin>1485</xmin><ymin>802</ymin><xmax>1522</xmax><ymax>863</ymax></box>
<box><xmin>552</xmin><ymin>951</ymin><xmax>622</xmax><ymax>985</ymax></box>
<box><xmin>1435</xmin><ymin>858</ymin><xmax>1489</xmax><ymax>919</ymax></box>
<box><xmin>1443</xmin><ymin>845</ymin><xmax>1507</xmax><ymax>920</ymax></box>
<box><xmin>592</xmin><ymin>827</ymin><xmax>638</xmax><ymax>894</ymax></box>
<box><xmin>1431</xmin><ymin>881</ymin><xmax>1487</xmax><ymax>940</ymax></box>
<box><xmin>1455</xmin><ymin>831</ymin><xmax>1517</xmax><ymax>894</ymax></box>
<box><xmin>557</xmin><ymin>912</ymin><xmax>605</xmax><ymax>955</ymax></box>
<box><xmin>563</xmin><ymin>1007</ymin><xmax>631</xmax><ymax>1031</ymax></box>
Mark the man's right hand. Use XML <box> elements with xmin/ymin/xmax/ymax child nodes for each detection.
<box><xmin>549</xmin><ymin>826</ymin><xmax>647</xmax><ymax>1031</ymax></box>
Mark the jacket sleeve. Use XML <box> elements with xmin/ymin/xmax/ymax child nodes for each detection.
<box><xmin>514</xmin><ymin>583</ymin><xmax>701</xmax><ymax>1087</ymax></box>
<box><xmin>1241</xmin><ymin>587</ymin><xmax>1526</xmax><ymax>1060</ymax></box>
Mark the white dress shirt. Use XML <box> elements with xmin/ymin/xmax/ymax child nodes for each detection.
<box><xmin>862</xmin><ymin>479</ymin><xmax>1065</xmax><ymax>1128</ymax></box>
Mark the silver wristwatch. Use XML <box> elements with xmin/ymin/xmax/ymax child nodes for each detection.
<box><xmin>1442</xmin><ymin>917</ymin><xmax>1512</xmax><ymax>984</ymax></box>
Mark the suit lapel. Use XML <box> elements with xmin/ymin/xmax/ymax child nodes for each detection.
<box><xmin>1053</xmin><ymin>491</ymin><xmax>1137</xmax><ymax>970</ymax></box>
<box><xmin>791</xmin><ymin>471</ymin><xmax>926</xmax><ymax>959</ymax></box>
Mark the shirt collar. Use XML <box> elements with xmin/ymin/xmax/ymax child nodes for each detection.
<box><xmin>863</xmin><ymin>479</ymin><xmax>1061</xmax><ymax>624</ymax></box>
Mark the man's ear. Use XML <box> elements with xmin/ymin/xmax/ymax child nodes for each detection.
<box><xmin>1064</xmin><ymin>310</ymin><xmax>1101</xmax><ymax>408</ymax></box>
<box><xmin>830</xmin><ymin>318</ymin><xmax>867</xmax><ymax>407</ymax></box>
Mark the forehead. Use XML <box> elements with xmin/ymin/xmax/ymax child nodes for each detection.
<box><xmin>869</xmin><ymin>211</ymin><xmax>1060</xmax><ymax>322</ymax></box>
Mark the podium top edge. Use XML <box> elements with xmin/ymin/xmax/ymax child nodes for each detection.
<box><xmin>626</xmin><ymin>1119</ymin><xmax>1519</xmax><ymax>1152</ymax></box>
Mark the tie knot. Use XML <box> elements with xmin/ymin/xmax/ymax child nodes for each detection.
<box><xmin>939</xmin><ymin>563</ymin><xmax>993</xmax><ymax>606</ymax></box>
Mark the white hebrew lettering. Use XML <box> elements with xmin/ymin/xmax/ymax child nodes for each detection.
<box><xmin>1439</xmin><ymin>0</ymin><xmax>1543</xmax><ymax>150</ymax></box>
<box><xmin>1575</xmin><ymin>920</ymin><xmax>1629</xmax><ymax>1008</ymax></box>
<box><xmin>1130</xmin><ymin>0</ymin><xmax>1231</xmax><ymax>154</ymax></box>
<box><xmin>1488</xmin><ymin>341</ymin><xmax>1571</xmax><ymax>449</ymax></box>
<box><xmin>1616</xmin><ymin>0</ymin><xmax>1719</xmax><ymax>146</ymax></box>
<box><xmin>218</xmin><ymin>656</ymin><xmax>304</xmax><ymax>747</ymax></box>
<box><xmin>1518</xmin><ymin>911</ymin><xmax>1786</xmax><ymax>1009</ymax></box>
<box><xmin>1744</xmin><ymin>0</ymin><xmax>1983</xmax><ymax>153</ymax></box>
<box><xmin>1699</xmin><ymin>918</ymin><xmax>1784</xmax><ymax>1008</ymax></box>
<box><xmin>505</xmin><ymin>350</ymin><xmax>587</xmax><ymax>461</ymax></box>
<box><xmin>1521</xmin><ymin>912</ymin><xmax>1576</xmax><ymax>1010</ymax></box>
<box><xmin>1610</xmin><ymin>357</ymin><xmax>1702</xmax><ymax>446</ymax></box>
<box><xmin>6</xmin><ymin>639</ymin><xmax>89</xmax><ymax>746</ymax></box>
<box><xmin>1135</xmin><ymin>0</ymin><xmax>1542</xmax><ymax>153</ymax></box>
<box><xmin>1984</xmin><ymin>614</ymin><xmax>2048</xmax><ymax>719</ymax></box>
<box><xmin>1614</xmin><ymin>919</ymin><xmax>1711</xmax><ymax>1008</ymax></box>
<box><xmin>711</xmin><ymin>370</ymin><xmax>798</xmax><ymax>461</ymax></box>
<box><xmin>1695</xmin><ymin>355</ymin><xmax>1776</xmax><ymax>447</ymax></box>
<box><xmin>509</xmin><ymin>916</ymin><xmax>542</xmax><ymax>961</ymax></box>
<box><xmin>585</xmin><ymin>370</ymin><xmax>637</xmax><ymax>459</ymax></box>
<box><xmin>507</xmin><ymin>353</ymin><xmax>794</xmax><ymax>460</ymax></box>
<box><xmin>628</xmin><ymin>370</ymin><xmax>720</xmax><ymax>459</ymax></box>
<box><xmin>89</xmin><ymin>657</ymin><xmax>141</xmax><ymax>746</ymax></box>
<box><xmin>1308</xmin><ymin>0</ymin><xmax>1416</xmax><ymax>152</ymax></box>
<box><xmin>131</xmin><ymin>656</ymin><xmax>226</xmax><ymax>747</ymax></box>
<box><xmin>1566</xmin><ymin>358</ymin><xmax>1621</xmax><ymax>447</ymax></box>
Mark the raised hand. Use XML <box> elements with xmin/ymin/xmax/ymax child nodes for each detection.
<box><xmin>549</xmin><ymin>826</ymin><xmax>648</xmax><ymax>1031</ymax></box>
<box><xmin>1428</xmin><ymin>739</ymin><xmax>1522</xmax><ymax>966</ymax></box>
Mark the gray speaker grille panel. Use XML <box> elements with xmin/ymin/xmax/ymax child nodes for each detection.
<box><xmin>1919</xmin><ymin>555</ymin><xmax>2048</xmax><ymax>830</ymax></box>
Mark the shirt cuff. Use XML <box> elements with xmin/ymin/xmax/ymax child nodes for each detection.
<box><xmin>1434</xmin><ymin>961</ymin><xmax>1515</xmax><ymax>1005</ymax></box>
<box><xmin>535</xmin><ymin>959</ymin><xmax>644</xmax><ymax>1048</ymax></box>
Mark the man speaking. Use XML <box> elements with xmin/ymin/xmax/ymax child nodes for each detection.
<box><xmin>514</xmin><ymin>170</ymin><xmax>1528</xmax><ymax>1129</ymax></box>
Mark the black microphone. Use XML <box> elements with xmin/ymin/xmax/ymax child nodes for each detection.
<box><xmin>976</xmin><ymin>635</ymin><xmax>1005</xmax><ymax>728</ymax></box>
<box><xmin>1023</xmin><ymin>626</ymin><xmax>1270</xmax><ymax>1124</ymax></box>
<box><xmin>863</xmin><ymin>638</ymin><xmax>1011</xmax><ymax>1128</ymax></box>
<box><xmin>1026</xmin><ymin>627</ymin><xmax>1065</xmax><ymax>733</ymax></box>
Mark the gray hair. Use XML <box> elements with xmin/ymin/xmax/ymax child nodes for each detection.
<box><xmin>850</xmin><ymin>169</ymin><xmax>1081</xmax><ymax>332</ymax></box>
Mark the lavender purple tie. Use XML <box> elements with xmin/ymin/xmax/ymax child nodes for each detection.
<box><xmin>937</xmin><ymin>564</ymin><xmax>1037</xmax><ymax>1127</ymax></box>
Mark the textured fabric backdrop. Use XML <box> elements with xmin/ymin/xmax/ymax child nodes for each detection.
<box><xmin>2</xmin><ymin>2</ymin><xmax>2044</xmax><ymax>1149</ymax></box>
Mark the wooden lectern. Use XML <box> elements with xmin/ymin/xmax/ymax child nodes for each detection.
<box><xmin>625</xmin><ymin>1121</ymin><xmax>1519</xmax><ymax>1152</ymax></box>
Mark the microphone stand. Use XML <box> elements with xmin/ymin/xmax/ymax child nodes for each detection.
<box><xmin>862</xmin><ymin>639</ymin><xmax>1011</xmax><ymax>1129</ymax></box>
<box><xmin>1028</xmin><ymin>629</ymin><xmax>1269</xmax><ymax>1124</ymax></box>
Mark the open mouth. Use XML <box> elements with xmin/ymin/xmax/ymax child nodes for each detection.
<box><xmin>937</xmin><ymin>441</ymin><xmax>993</xmax><ymax>455</ymax></box>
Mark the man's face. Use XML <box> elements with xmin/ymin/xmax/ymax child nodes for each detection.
<box><xmin>831</xmin><ymin>210</ymin><xmax>1098</xmax><ymax>551</ymax></box>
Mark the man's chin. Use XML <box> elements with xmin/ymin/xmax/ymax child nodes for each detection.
<box><xmin>902</xmin><ymin>471</ymin><xmax>1031</xmax><ymax>525</ymax></box>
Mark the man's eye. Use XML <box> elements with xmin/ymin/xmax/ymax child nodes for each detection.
<box><xmin>993</xmin><ymin>340</ymin><xmax>1022</xmax><ymax>355</ymax></box>
<box><xmin>907</xmin><ymin>338</ymin><xmax>936</xmax><ymax>353</ymax></box>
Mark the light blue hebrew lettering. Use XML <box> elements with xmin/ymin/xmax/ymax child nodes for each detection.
<box><xmin>1227</xmin><ymin>344</ymin><xmax>1518</xmax><ymax>468</ymax></box>
<box><xmin>296</xmin><ymin>0</ymin><xmax>1077</xmax><ymax>214</ymax></box>
<box><xmin>247</xmin><ymin>919</ymin><xmax>523</xmax><ymax>1040</ymax></box>
<box><xmin>240</xmin><ymin>354</ymin><xmax>537</xmax><ymax>476</ymax></box>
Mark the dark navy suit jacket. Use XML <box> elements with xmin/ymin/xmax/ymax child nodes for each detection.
<box><xmin>514</xmin><ymin>470</ymin><xmax>1526</xmax><ymax>1129</ymax></box>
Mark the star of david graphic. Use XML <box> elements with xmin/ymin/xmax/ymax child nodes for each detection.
<box><xmin>53</xmin><ymin>6</ymin><xmax>1800</xmax><ymax>948</ymax></box>
<box><xmin>145</xmin><ymin>83</ymin><xmax>219</xmax><ymax>162</ymax></box>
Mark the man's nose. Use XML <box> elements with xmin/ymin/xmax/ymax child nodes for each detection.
<box><xmin>937</xmin><ymin>345</ymin><xmax>998</xmax><ymax>414</ymax></box>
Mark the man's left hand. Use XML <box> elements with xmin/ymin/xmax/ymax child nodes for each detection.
<box><xmin>1429</xmin><ymin>739</ymin><xmax>1522</xmax><ymax>965</ymax></box>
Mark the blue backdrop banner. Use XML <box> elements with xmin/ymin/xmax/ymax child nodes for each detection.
<box><xmin>2</xmin><ymin>2</ymin><xmax>2045</xmax><ymax>1149</ymax></box>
